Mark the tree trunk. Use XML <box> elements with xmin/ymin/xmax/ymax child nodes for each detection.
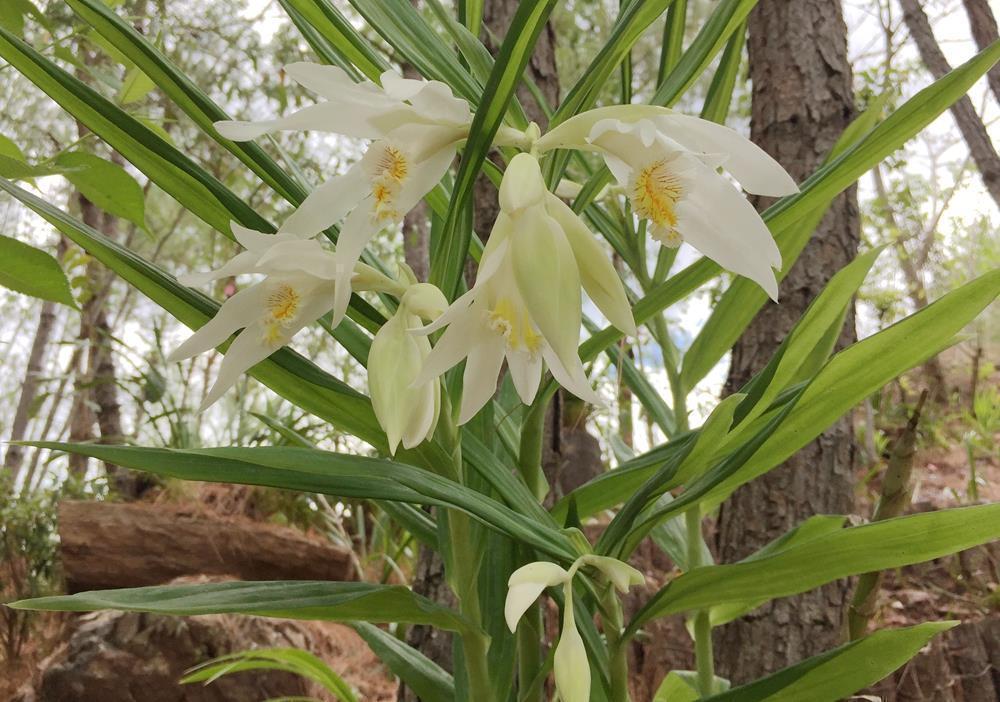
<box><xmin>3</xmin><ymin>299</ymin><xmax>57</xmax><ymax>490</ymax></box>
<box><xmin>900</xmin><ymin>0</ymin><xmax>1000</xmax><ymax>209</ymax></box>
<box><xmin>714</xmin><ymin>0</ymin><xmax>859</xmax><ymax>683</ymax></box>
<box><xmin>962</xmin><ymin>0</ymin><xmax>1000</xmax><ymax>105</ymax></box>
<box><xmin>58</xmin><ymin>500</ymin><xmax>356</xmax><ymax>592</ymax></box>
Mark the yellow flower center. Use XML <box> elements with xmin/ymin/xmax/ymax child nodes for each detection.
<box><xmin>260</xmin><ymin>283</ymin><xmax>301</xmax><ymax>346</ymax></box>
<box><xmin>629</xmin><ymin>158</ymin><xmax>683</xmax><ymax>233</ymax></box>
<box><xmin>266</xmin><ymin>283</ymin><xmax>301</xmax><ymax>321</ymax></box>
<box><xmin>370</xmin><ymin>144</ymin><xmax>410</xmax><ymax>223</ymax></box>
<box><xmin>488</xmin><ymin>297</ymin><xmax>542</xmax><ymax>356</ymax></box>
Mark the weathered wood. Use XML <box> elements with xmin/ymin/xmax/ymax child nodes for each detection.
<box><xmin>58</xmin><ymin>501</ymin><xmax>355</xmax><ymax>592</ymax></box>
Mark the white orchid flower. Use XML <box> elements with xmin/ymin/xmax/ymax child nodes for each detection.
<box><xmin>169</xmin><ymin>227</ymin><xmax>402</xmax><ymax>410</ymax></box>
<box><xmin>536</xmin><ymin>106</ymin><xmax>799</xmax><ymax>300</ymax></box>
<box><xmin>413</xmin><ymin>153</ymin><xmax>631</xmax><ymax>424</ymax></box>
<box><xmin>369</xmin><ymin>279</ymin><xmax>447</xmax><ymax>454</ymax></box>
<box><xmin>215</xmin><ymin>65</ymin><xmax>471</xmax><ymax>326</ymax></box>
<box><xmin>505</xmin><ymin>555</ymin><xmax>643</xmax><ymax>702</ymax></box>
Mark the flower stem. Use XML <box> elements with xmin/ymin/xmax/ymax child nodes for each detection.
<box><xmin>685</xmin><ymin>506</ymin><xmax>714</xmax><ymax>697</ymax></box>
<box><xmin>518</xmin><ymin>399</ymin><xmax>549</xmax><ymax>501</ymax></box>
<box><xmin>516</xmin><ymin>601</ymin><xmax>544</xmax><ymax>702</ymax></box>
<box><xmin>447</xmin><ymin>509</ymin><xmax>495</xmax><ymax>702</ymax></box>
<box><xmin>602</xmin><ymin>586</ymin><xmax>631</xmax><ymax>702</ymax></box>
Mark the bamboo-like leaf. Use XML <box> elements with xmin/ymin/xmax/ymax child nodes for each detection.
<box><xmin>430</xmin><ymin>0</ymin><xmax>558</xmax><ymax>299</ymax></box>
<box><xmin>347</xmin><ymin>0</ymin><xmax>482</xmax><ymax>104</ymax></box>
<box><xmin>68</xmin><ymin>0</ymin><xmax>308</xmax><ymax>203</ymax></box>
<box><xmin>699</xmin><ymin>20</ymin><xmax>745</xmax><ymax>124</ymax></box>
<box><xmin>571</xmin><ymin>39</ymin><xmax>1000</xmax><ymax>379</ymax></box>
<box><xmin>279</xmin><ymin>0</ymin><xmax>388</xmax><ymax>81</ymax></box>
<box><xmin>705</xmin><ymin>623</ymin><xmax>956</xmax><ymax>702</ymax></box>
<box><xmin>0</xmin><ymin>26</ymin><xmax>268</xmax><ymax>236</ymax></box>
<box><xmin>551</xmin><ymin>0</ymin><xmax>674</xmax><ymax>125</ymax></box>
<box><xmin>183</xmin><ymin>648</ymin><xmax>358</xmax><ymax>702</ymax></box>
<box><xmin>630</xmin><ymin>504</ymin><xmax>1000</xmax><ymax>628</ymax></box>
<box><xmin>680</xmin><ymin>97</ymin><xmax>892</xmax><ymax>390</ymax></box>
<box><xmin>557</xmin><ymin>267</ymin><xmax>998</xmax><ymax>521</ymax></box>
<box><xmin>0</xmin><ymin>177</ymin><xmax>391</xmax><ymax>445</ymax></box>
<box><xmin>351</xmin><ymin>622</ymin><xmax>455</xmax><ymax>702</ymax></box>
<box><xmin>21</xmin><ymin>442</ymin><xmax>576</xmax><ymax>560</ymax></box>
<box><xmin>702</xmin><ymin>268</ymin><xmax>999</xmax><ymax>506</ymax></box>
<box><xmin>10</xmin><ymin>580</ymin><xmax>476</xmax><ymax>633</ymax></box>
<box><xmin>656</xmin><ymin>0</ymin><xmax>687</xmax><ymax>84</ymax></box>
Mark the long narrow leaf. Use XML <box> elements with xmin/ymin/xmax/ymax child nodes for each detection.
<box><xmin>11</xmin><ymin>581</ymin><xmax>476</xmax><ymax>633</ymax></box>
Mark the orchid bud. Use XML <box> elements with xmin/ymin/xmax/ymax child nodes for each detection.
<box><xmin>504</xmin><ymin>561</ymin><xmax>569</xmax><ymax>633</ymax></box>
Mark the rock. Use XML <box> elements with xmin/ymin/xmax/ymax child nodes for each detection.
<box><xmin>16</xmin><ymin>608</ymin><xmax>396</xmax><ymax>702</ymax></box>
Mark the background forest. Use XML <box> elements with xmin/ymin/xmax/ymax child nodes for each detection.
<box><xmin>0</xmin><ymin>0</ymin><xmax>998</xmax><ymax>700</ymax></box>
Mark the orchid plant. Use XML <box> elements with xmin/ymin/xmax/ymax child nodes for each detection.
<box><xmin>1</xmin><ymin>2</ymin><xmax>999</xmax><ymax>702</ymax></box>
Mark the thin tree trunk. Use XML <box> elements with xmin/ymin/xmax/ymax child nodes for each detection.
<box><xmin>900</xmin><ymin>0</ymin><xmax>1000</xmax><ymax>208</ymax></box>
<box><xmin>962</xmin><ymin>0</ymin><xmax>1000</xmax><ymax>105</ymax></box>
<box><xmin>3</xmin><ymin>299</ymin><xmax>57</xmax><ymax>490</ymax></box>
<box><xmin>871</xmin><ymin>165</ymin><xmax>948</xmax><ymax>400</ymax></box>
<box><xmin>714</xmin><ymin>0</ymin><xmax>859</xmax><ymax>683</ymax></box>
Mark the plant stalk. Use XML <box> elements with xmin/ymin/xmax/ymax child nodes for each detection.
<box><xmin>686</xmin><ymin>506</ymin><xmax>714</xmax><ymax>696</ymax></box>
<box><xmin>518</xmin><ymin>399</ymin><xmax>549</xmax><ymax>501</ymax></box>
<box><xmin>602</xmin><ymin>586</ymin><xmax>630</xmax><ymax>702</ymax></box>
<box><xmin>847</xmin><ymin>390</ymin><xmax>925</xmax><ymax>640</ymax></box>
<box><xmin>516</xmin><ymin>601</ymin><xmax>544</xmax><ymax>702</ymax></box>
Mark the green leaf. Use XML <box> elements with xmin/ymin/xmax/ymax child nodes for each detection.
<box><xmin>575</xmin><ymin>39</ymin><xmax>1000</xmax><ymax>375</ymax></box>
<box><xmin>552</xmin><ymin>0</ymin><xmax>674</xmax><ymax>126</ymax></box>
<box><xmin>351</xmin><ymin>622</ymin><xmax>455</xmax><ymax>702</ymax></box>
<box><xmin>55</xmin><ymin>151</ymin><xmax>146</xmax><ymax>228</ymax></box>
<box><xmin>704</xmin><ymin>622</ymin><xmax>956</xmax><ymax>702</ymax></box>
<box><xmin>699</xmin><ymin>21</ymin><xmax>745</xmax><ymax>124</ymax></box>
<box><xmin>10</xmin><ymin>581</ymin><xmax>476</xmax><ymax>634</ymax></box>
<box><xmin>630</xmin><ymin>503</ymin><xmax>1000</xmax><ymax>627</ymax></box>
<box><xmin>430</xmin><ymin>0</ymin><xmax>558</xmax><ymax>299</ymax></box>
<box><xmin>347</xmin><ymin>0</ymin><xmax>482</xmax><ymax>105</ymax></box>
<box><xmin>278</xmin><ymin>0</ymin><xmax>389</xmax><ymax>82</ymax></box>
<box><xmin>0</xmin><ymin>133</ymin><xmax>26</xmax><ymax>162</ymax></box>
<box><xmin>726</xmin><ymin>246</ymin><xmax>886</xmax><ymax>427</ymax></box>
<box><xmin>20</xmin><ymin>442</ymin><xmax>576</xmax><ymax>561</ymax></box>
<box><xmin>0</xmin><ymin>26</ymin><xmax>267</xmax><ymax>236</ymax></box>
<box><xmin>117</xmin><ymin>62</ymin><xmax>155</xmax><ymax>104</ymax></box>
<box><xmin>183</xmin><ymin>648</ymin><xmax>358</xmax><ymax>702</ymax></box>
<box><xmin>705</xmin><ymin>268</ymin><xmax>1000</xmax><ymax>505</ymax></box>
<box><xmin>654</xmin><ymin>670</ymin><xmax>729</xmax><ymax>702</ymax></box>
<box><xmin>700</xmin><ymin>515</ymin><xmax>847</xmax><ymax>628</ymax></box>
<box><xmin>68</xmin><ymin>0</ymin><xmax>308</xmax><ymax>204</ymax></box>
<box><xmin>680</xmin><ymin>97</ymin><xmax>892</xmax><ymax>391</ymax></box>
<box><xmin>0</xmin><ymin>176</ymin><xmax>389</xmax><ymax>446</ymax></box>
<box><xmin>0</xmin><ymin>235</ymin><xmax>76</xmax><ymax>308</ymax></box>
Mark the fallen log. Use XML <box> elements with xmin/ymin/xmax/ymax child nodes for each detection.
<box><xmin>58</xmin><ymin>500</ymin><xmax>356</xmax><ymax>592</ymax></box>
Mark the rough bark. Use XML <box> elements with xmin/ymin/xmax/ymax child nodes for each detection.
<box><xmin>714</xmin><ymin>0</ymin><xmax>859</xmax><ymax>683</ymax></box>
<box><xmin>58</xmin><ymin>501</ymin><xmax>356</xmax><ymax>592</ymax></box>
<box><xmin>3</xmin><ymin>300</ymin><xmax>57</xmax><ymax>490</ymax></box>
<box><xmin>962</xmin><ymin>0</ymin><xmax>1000</xmax><ymax>105</ymax></box>
<box><xmin>900</xmin><ymin>0</ymin><xmax>1000</xmax><ymax>209</ymax></box>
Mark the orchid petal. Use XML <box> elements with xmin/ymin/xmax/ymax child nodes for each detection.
<box><xmin>504</xmin><ymin>562</ymin><xmax>569</xmax><ymax>632</ymax></box>
<box><xmin>653</xmin><ymin>114</ymin><xmax>798</xmax><ymax>196</ymax></box>
<box><xmin>279</xmin><ymin>164</ymin><xmax>368</xmax><ymax>238</ymax></box>
<box><xmin>458</xmin><ymin>331</ymin><xmax>506</xmax><ymax>424</ymax></box>
<box><xmin>167</xmin><ymin>284</ymin><xmax>265</xmax><ymax>361</ymax></box>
